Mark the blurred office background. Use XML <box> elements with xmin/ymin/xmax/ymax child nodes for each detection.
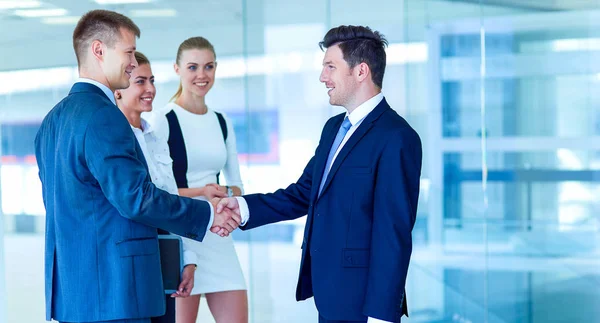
<box><xmin>2</xmin><ymin>0</ymin><xmax>600</xmax><ymax>322</ymax></box>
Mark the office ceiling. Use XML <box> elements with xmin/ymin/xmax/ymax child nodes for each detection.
<box><xmin>450</xmin><ymin>0</ymin><xmax>600</xmax><ymax>11</ymax></box>
<box><xmin>0</xmin><ymin>0</ymin><xmax>250</xmax><ymax>71</ymax></box>
<box><xmin>0</xmin><ymin>0</ymin><xmax>598</xmax><ymax>72</ymax></box>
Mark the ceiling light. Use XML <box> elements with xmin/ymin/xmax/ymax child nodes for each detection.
<box><xmin>42</xmin><ymin>16</ymin><xmax>81</xmax><ymax>25</ymax></box>
<box><xmin>0</xmin><ymin>0</ymin><xmax>42</xmax><ymax>10</ymax></box>
<box><xmin>94</xmin><ymin>0</ymin><xmax>152</xmax><ymax>4</ymax></box>
<box><xmin>130</xmin><ymin>9</ymin><xmax>176</xmax><ymax>17</ymax></box>
<box><xmin>14</xmin><ymin>8</ymin><xmax>67</xmax><ymax>17</ymax></box>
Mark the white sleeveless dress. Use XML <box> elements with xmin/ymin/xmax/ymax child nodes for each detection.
<box><xmin>154</xmin><ymin>102</ymin><xmax>247</xmax><ymax>294</ymax></box>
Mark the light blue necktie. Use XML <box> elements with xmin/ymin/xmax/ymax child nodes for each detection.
<box><xmin>318</xmin><ymin>117</ymin><xmax>352</xmax><ymax>196</ymax></box>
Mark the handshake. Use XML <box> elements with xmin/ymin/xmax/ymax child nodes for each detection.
<box><xmin>209</xmin><ymin>197</ymin><xmax>242</xmax><ymax>237</ymax></box>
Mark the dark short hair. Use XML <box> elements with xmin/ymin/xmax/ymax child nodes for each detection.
<box><xmin>73</xmin><ymin>10</ymin><xmax>141</xmax><ymax>66</ymax></box>
<box><xmin>134</xmin><ymin>51</ymin><xmax>150</xmax><ymax>66</ymax></box>
<box><xmin>319</xmin><ymin>25</ymin><xmax>388</xmax><ymax>88</ymax></box>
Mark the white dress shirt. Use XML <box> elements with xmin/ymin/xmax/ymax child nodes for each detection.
<box><xmin>237</xmin><ymin>93</ymin><xmax>391</xmax><ymax>323</ymax></box>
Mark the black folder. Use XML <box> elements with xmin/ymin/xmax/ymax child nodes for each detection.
<box><xmin>158</xmin><ymin>234</ymin><xmax>183</xmax><ymax>294</ymax></box>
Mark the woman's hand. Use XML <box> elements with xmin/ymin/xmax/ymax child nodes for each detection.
<box><xmin>206</xmin><ymin>183</ymin><xmax>242</xmax><ymax>196</ymax></box>
<box><xmin>171</xmin><ymin>264</ymin><xmax>196</xmax><ymax>298</ymax></box>
<box><xmin>206</xmin><ymin>183</ymin><xmax>227</xmax><ymax>193</ymax></box>
<box><xmin>202</xmin><ymin>183</ymin><xmax>227</xmax><ymax>200</ymax></box>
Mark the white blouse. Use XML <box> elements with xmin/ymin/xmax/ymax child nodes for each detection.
<box><xmin>131</xmin><ymin>118</ymin><xmax>198</xmax><ymax>266</ymax></box>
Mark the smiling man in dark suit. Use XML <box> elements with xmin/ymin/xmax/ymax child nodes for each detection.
<box><xmin>34</xmin><ymin>9</ymin><xmax>240</xmax><ymax>323</ymax></box>
<box><xmin>216</xmin><ymin>25</ymin><xmax>422</xmax><ymax>323</ymax></box>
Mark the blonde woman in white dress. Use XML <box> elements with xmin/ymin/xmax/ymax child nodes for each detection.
<box><xmin>158</xmin><ymin>36</ymin><xmax>248</xmax><ymax>323</ymax></box>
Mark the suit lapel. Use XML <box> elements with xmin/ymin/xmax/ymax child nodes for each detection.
<box><xmin>317</xmin><ymin>99</ymin><xmax>390</xmax><ymax>200</ymax></box>
<box><xmin>311</xmin><ymin>115</ymin><xmax>345</xmax><ymax>201</ymax></box>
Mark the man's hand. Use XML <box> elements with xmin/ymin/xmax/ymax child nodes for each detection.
<box><xmin>209</xmin><ymin>198</ymin><xmax>241</xmax><ymax>237</ymax></box>
<box><xmin>216</xmin><ymin>197</ymin><xmax>240</xmax><ymax>214</ymax></box>
<box><xmin>171</xmin><ymin>264</ymin><xmax>195</xmax><ymax>298</ymax></box>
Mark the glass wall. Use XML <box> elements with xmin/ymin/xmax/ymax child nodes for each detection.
<box><xmin>2</xmin><ymin>0</ymin><xmax>600</xmax><ymax>322</ymax></box>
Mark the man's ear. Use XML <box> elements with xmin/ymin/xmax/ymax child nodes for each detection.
<box><xmin>91</xmin><ymin>40</ymin><xmax>104</xmax><ymax>61</ymax></box>
<box><xmin>356</xmin><ymin>62</ymin><xmax>370</xmax><ymax>83</ymax></box>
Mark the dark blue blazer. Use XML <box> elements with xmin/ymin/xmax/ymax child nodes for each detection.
<box><xmin>242</xmin><ymin>98</ymin><xmax>422</xmax><ymax>322</ymax></box>
<box><xmin>34</xmin><ymin>83</ymin><xmax>212</xmax><ymax>322</ymax></box>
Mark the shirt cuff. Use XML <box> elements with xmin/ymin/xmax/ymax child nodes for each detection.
<box><xmin>235</xmin><ymin>196</ymin><xmax>250</xmax><ymax>226</ymax></box>
<box><xmin>206</xmin><ymin>201</ymin><xmax>215</xmax><ymax>234</ymax></box>
<box><xmin>367</xmin><ymin>317</ymin><xmax>392</xmax><ymax>323</ymax></box>
<box><xmin>181</xmin><ymin>237</ymin><xmax>198</xmax><ymax>266</ymax></box>
<box><xmin>183</xmin><ymin>249</ymin><xmax>197</xmax><ymax>267</ymax></box>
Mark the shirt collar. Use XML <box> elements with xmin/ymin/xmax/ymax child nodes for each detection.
<box><xmin>346</xmin><ymin>92</ymin><xmax>384</xmax><ymax>126</ymax></box>
<box><xmin>76</xmin><ymin>78</ymin><xmax>116</xmax><ymax>106</ymax></box>
<box><xmin>131</xmin><ymin>117</ymin><xmax>153</xmax><ymax>135</ymax></box>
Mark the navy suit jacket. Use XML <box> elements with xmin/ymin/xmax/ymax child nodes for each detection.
<box><xmin>34</xmin><ymin>83</ymin><xmax>212</xmax><ymax>322</ymax></box>
<box><xmin>242</xmin><ymin>98</ymin><xmax>422</xmax><ymax>322</ymax></box>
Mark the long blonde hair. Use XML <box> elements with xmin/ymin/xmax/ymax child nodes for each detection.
<box><xmin>170</xmin><ymin>36</ymin><xmax>216</xmax><ymax>102</ymax></box>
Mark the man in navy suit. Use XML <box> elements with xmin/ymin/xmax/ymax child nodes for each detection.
<box><xmin>217</xmin><ymin>25</ymin><xmax>422</xmax><ymax>323</ymax></box>
<box><xmin>34</xmin><ymin>10</ymin><xmax>240</xmax><ymax>323</ymax></box>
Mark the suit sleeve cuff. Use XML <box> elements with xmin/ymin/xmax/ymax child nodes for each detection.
<box><xmin>367</xmin><ymin>317</ymin><xmax>392</xmax><ymax>323</ymax></box>
<box><xmin>235</xmin><ymin>197</ymin><xmax>250</xmax><ymax>226</ymax></box>
<box><xmin>206</xmin><ymin>201</ymin><xmax>214</xmax><ymax>234</ymax></box>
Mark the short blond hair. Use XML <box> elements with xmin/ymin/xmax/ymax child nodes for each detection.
<box><xmin>73</xmin><ymin>10</ymin><xmax>141</xmax><ymax>66</ymax></box>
